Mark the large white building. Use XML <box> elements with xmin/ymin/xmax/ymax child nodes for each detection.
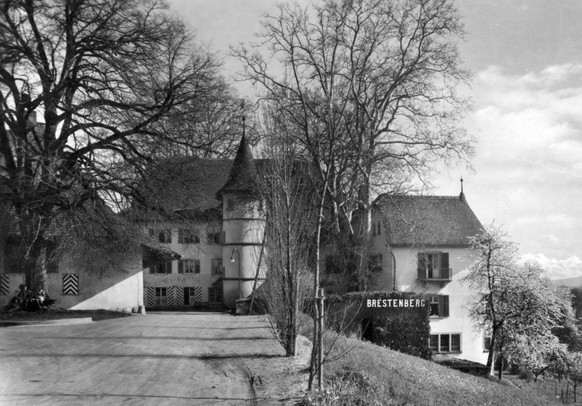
<box><xmin>138</xmin><ymin>135</ymin><xmax>266</xmax><ymax>310</ymax></box>
<box><xmin>322</xmin><ymin>191</ymin><xmax>487</xmax><ymax>364</ymax></box>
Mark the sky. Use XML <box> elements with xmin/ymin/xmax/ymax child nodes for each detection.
<box><xmin>168</xmin><ymin>0</ymin><xmax>582</xmax><ymax>280</ymax></box>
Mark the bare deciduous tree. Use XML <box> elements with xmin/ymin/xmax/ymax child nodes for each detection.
<box><xmin>235</xmin><ymin>0</ymin><xmax>473</xmax><ymax>289</ymax></box>
<box><xmin>0</xmin><ymin>0</ymin><xmax>230</xmax><ymax>290</ymax></box>
<box><xmin>256</xmin><ymin>127</ymin><xmax>316</xmax><ymax>356</ymax></box>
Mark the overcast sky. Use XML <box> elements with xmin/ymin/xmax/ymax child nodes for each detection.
<box><xmin>168</xmin><ymin>0</ymin><xmax>582</xmax><ymax>279</ymax></box>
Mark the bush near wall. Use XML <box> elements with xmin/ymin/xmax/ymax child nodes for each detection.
<box><xmin>326</xmin><ymin>291</ymin><xmax>431</xmax><ymax>359</ymax></box>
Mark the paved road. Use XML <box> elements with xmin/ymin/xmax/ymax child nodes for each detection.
<box><xmin>0</xmin><ymin>312</ymin><xmax>285</xmax><ymax>405</ymax></box>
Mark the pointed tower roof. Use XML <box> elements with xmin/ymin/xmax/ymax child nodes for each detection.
<box><xmin>216</xmin><ymin>134</ymin><xmax>258</xmax><ymax>200</ymax></box>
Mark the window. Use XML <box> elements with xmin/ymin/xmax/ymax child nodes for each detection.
<box><xmin>226</xmin><ymin>199</ymin><xmax>234</xmax><ymax>211</ymax></box>
<box><xmin>208</xmin><ymin>286</ymin><xmax>222</xmax><ymax>304</ymax></box>
<box><xmin>430</xmin><ymin>333</ymin><xmax>461</xmax><ymax>353</ymax></box>
<box><xmin>155</xmin><ymin>287</ymin><xmax>167</xmax><ymax>306</ymax></box>
<box><xmin>178</xmin><ymin>229</ymin><xmax>199</xmax><ymax>244</ymax></box>
<box><xmin>184</xmin><ymin>287</ymin><xmax>201</xmax><ymax>305</ymax></box>
<box><xmin>178</xmin><ymin>259</ymin><xmax>200</xmax><ymax>274</ymax></box>
<box><xmin>150</xmin><ymin>261</ymin><xmax>172</xmax><ymax>274</ymax></box>
<box><xmin>429</xmin><ymin>335</ymin><xmax>439</xmax><ymax>352</ymax></box>
<box><xmin>368</xmin><ymin>255</ymin><xmax>383</xmax><ymax>273</ymax></box>
<box><xmin>429</xmin><ymin>295</ymin><xmax>449</xmax><ymax>317</ymax></box>
<box><xmin>211</xmin><ymin>258</ymin><xmax>223</xmax><ymax>276</ymax></box>
<box><xmin>207</xmin><ymin>226</ymin><xmax>221</xmax><ymax>244</ymax></box>
<box><xmin>372</xmin><ymin>222</ymin><xmax>377</xmax><ymax>236</ymax></box>
<box><xmin>417</xmin><ymin>252</ymin><xmax>450</xmax><ymax>280</ymax></box>
<box><xmin>158</xmin><ymin>229</ymin><xmax>172</xmax><ymax>244</ymax></box>
<box><xmin>483</xmin><ymin>336</ymin><xmax>491</xmax><ymax>352</ymax></box>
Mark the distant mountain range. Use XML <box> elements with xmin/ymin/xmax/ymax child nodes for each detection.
<box><xmin>520</xmin><ymin>253</ymin><xmax>582</xmax><ymax>283</ymax></box>
<box><xmin>553</xmin><ymin>276</ymin><xmax>582</xmax><ymax>288</ymax></box>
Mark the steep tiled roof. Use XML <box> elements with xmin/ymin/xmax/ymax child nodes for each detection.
<box><xmin>139</xmin><ymin>157</ymin><xmax>232</xmax><ymax>216</ymax></box>
<box><xmin>375</xmin><ymin>194</ymin><xmax>483</xmax><ymax>247</ymax></box>
<box><xmin>216</xmin><ymin>135</ymin><xmax>258</xmax><ymax>199</ymax></box>
<box><xmin>138</xmin><ymin>153</ymin><xmax>265</xmax><ymax>218</ymax></box>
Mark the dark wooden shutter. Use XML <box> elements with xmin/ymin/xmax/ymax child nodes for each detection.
<box><xmin>166</xmin><ymin>261</ymin><xmax>172</xmax><ymax>274</ymax></box>
<box><xmin>440</xmin><ymin>253</ymin><xmax>450</xmax><ymax>278</ymax></box>
<box><xmin>417</xmin><ymin>253</ymin><xmax>426</xmax><ymax>279</ymax></box>
<box><xmin>178</xmin><ymin>260</ymin><xmax>184</xmax><ymax>274</ymax></box>
<box><xmin>441</xmin><ymin>295</ymin><xmax>449</xmax><ymax>317</ymax></box>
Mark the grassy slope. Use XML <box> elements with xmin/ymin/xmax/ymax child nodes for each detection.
<box><xmin>306</xmin><ymin>327</ymin><xmax>560</xmax><ymax>405</ymax></box>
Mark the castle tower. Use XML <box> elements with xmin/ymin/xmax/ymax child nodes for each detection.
<box><xmin>216</xmin><ymin>135</ymin><xmax>266</xmax><ymax>308</ymax></box>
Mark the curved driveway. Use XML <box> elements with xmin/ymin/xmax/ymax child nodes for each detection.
<box><xmin>0</xmin><ymin>312</ymin><xmax>285</xmax><ymax>405</ymax></box>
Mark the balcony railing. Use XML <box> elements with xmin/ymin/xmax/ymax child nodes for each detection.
<box><xmin>418</xmin><ymin>267</ymin><xmax>452</xmax><ymax>283</ymax></box>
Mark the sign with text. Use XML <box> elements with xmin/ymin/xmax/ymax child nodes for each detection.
<box><xmin>366</xmin><ymin>297</ymin><xmax>426</xmax><ymax>309</ymax></box>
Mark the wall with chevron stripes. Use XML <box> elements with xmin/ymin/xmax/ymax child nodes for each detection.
<box><xmin>39</xmin><ymin>254</ymin><xmax>145</xmax><ymax>311</ymax></box>
<box><xmin>145</xmin><ymin>285</ymin><xmax>204</xmax><ymax>308</ymax></box>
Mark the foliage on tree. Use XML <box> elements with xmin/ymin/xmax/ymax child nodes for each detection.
<box><xmin>0</xmin><ymin>0</ymin><xmax>239</xmax><ymax>289</ymax></box>
<box><xmin>235</xmin><ymin>0</ymin><xmax>473</xmax><ymax>289</ymax></box>
<box><xmin>464</xmin><ymin>226</ymin><xmax>577</xmax><ymax>379</ymax></box>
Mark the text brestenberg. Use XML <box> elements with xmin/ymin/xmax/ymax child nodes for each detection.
<box><xmin>366</xmin><ymin>299</ymin><xmax>426</xmax><ymax>308</ymax></box>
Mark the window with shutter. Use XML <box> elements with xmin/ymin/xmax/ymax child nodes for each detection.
<box><xmin>442</xmin><ymin>295</ymin><xmax>449</xmax><ymax>317</ymax></box>
<box><xmin>155</xmin><ymin>261</ymin><xmax>171</xmax><ymax>274</ymax></box>
<box><xmin>211</xmin><ymin>258</ymin><xmax>223</xmax><ymax>275</ymax></box>
<box><xmin>440</xmin><ymin>253</ymin><xmax>450</xmax><ymax>279</ymax></box>
<box><xmin>417</xmin><ymin>253</ymin><xmax>427</xmax><ymax>279</ymax></box>
<box><xmin>418</xmin><ymin>252</ymin><xmax>451</xmax><ymax>282</ymax></box>
<box><xmin>158</xmin><ymin>229</ymin><xmax>171</xmax><ymax>244</ymax></box>
<box><xmin>429</xmin><ymin>295</ymin><xmax>449</xmax><ymax>317</ymax></box>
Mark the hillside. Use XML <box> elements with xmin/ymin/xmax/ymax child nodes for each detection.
<box><xmin>249</xmin><ymin>320</ymin><xmax>562</xmax><ymax>405</ymax></box>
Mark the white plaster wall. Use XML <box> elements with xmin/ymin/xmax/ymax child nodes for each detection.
<box><xmin>47</xmin><ymin>254</ymin><xmax>144</xmax><ymax>311</ymax></box>
<box><xmin>222</xmin><ymin>245</ymin><xmax>264</xmax><ymax>307</ymax></box>
<box><xmin>143</xmin><ymin>221</ymin><xmax>222</xmax><ymax>303</ymax></box>
<box><xmin>221</xmin><ymin>193</ymin><xmax>266</xmax><ymax>308</ymax></box>
<box><xmin>380</xmin><ymin>246</ymin><xmax>487</xmax><ymax>364</ymax></box>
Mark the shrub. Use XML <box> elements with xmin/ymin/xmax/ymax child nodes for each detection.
<box><xmin>326</xmin><ymin>291</ymin><xmax>431</xmax><ymax>359</ymax></box>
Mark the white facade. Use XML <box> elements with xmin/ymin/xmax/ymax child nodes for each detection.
<box><xmin>322</xmin><ymin>201</ymin><xmax>488</xmax><ymax>364</ymax></box>
<box><xmin>143</xmin><ymin>221</ymin><xmax>224</xmax><ymax>308</ymax></box>
<box><xmin>369</xmin><ymin>211</ymin><xmax>487</xmax><ymax>364</ymax></box>
<box><xmin>0</xmin><ymin>253</ymin><xmax>144</xmax><ymax>311</ymax></box>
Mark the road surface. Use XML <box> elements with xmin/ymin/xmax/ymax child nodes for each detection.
<box><xmin>0</xmin><ymin>312</ymin><xmax>287</xmax><ymax>405</ymax></box>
